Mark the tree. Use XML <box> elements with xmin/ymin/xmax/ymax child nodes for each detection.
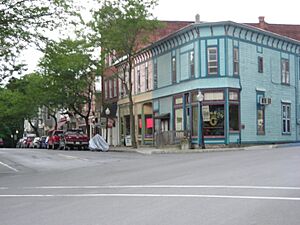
<box><xmin>39</xmin><ymin>39</ymin><xmax>98</xmax><ymax>137</ymax></box>
<box><xmin>4</xmin><ymin>74</ymin><xmax>45</xmax><ymax>136</ymax></box>
<box><xmin>90</xmin><ymin>0</ymin><xmax>162</xmax><ymax>148</ymax></box>
<box><xmin>0</xmin><ymin>0</ymin><xmax>75</xmax><ymax>83</ymax></box>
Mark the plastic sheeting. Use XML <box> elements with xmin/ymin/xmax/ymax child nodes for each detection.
<box><xmin>89</xmin><ymin>134</ymin><xmax>109</xmax><ymax>151</ymax></box>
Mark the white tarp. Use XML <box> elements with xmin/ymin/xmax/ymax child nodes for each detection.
<box><xmin>89</xmin><ymin>134</ymin><xmax>109</xmax><ymax>151</ymax></box>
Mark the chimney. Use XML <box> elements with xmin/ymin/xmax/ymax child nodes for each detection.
<box><xmin>258</xmin><ymin>16</ymin><xmax>265</xmax><ymax>23</ymax></box>
<box><xmin>195</xmin><ymin>14</ymin><xmax>200</xmax><ymax>23</ymax></box>
<box><xmin>258</xmin><ymin>16</ymin><xmax>268</xmax><ymax>29</ymax></box>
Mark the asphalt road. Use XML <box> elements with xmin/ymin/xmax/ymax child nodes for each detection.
<box><xmin>0</xmin><ymin>146</ymin><xmax>300</xmax><ymax>225</ymax></box>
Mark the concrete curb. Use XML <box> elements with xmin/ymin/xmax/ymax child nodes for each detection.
<box><xmin>108</xmin><ymin>143</ymin><xmax>292</xmax><ymax>155</ymax></box>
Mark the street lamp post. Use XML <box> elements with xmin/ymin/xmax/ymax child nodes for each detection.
<box><xmin>105</xmin><ymin>108</ymin><xmax>110</xmax><ymax>143</ymax></box>
<box><xmin>197</xmin><ymin>90</ymin><xmax>205</xmax><ymax>149</ymax></box>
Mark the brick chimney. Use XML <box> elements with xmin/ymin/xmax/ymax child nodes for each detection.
<box><xmin>195</xmin><ymin>14</ymin><xmax>200</xmax><ymax>23</ymax></box>
<box><xmin>258</xmin><ymin>16</ymin><xmax>268</xmax><ymax>30</ymax></box>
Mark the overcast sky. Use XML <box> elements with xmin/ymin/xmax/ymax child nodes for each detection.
<box><xmin>153</xmin><ymin>0</ymin><xmax>299</xmax><ymax>24</ymax></box>
<box><xmin>21</xmin><ymin>0</ymin><xmax>299</xmax><ymax>76</ymax></box>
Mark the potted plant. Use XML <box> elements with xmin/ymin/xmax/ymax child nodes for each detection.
<box><xmin>180</xmin><ymin>137</ymin><xmax>190</xmax><ymax>150</ymax></box>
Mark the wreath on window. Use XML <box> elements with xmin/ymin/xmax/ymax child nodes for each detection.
<box><xmin>209</xmin><ymin>112</ymin><xmax>218</xmax><ymax>126</ymax></box>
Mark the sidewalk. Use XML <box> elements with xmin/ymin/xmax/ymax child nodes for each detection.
<box><xmin>109</xmin><ymin>144</ymin><xmax>282</xmax><ymax>155</ymax></box>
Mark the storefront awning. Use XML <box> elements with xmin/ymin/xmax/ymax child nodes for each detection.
<box><xmin>154</xmin><ymin>113</ymin><xmax>170</xmax><ymax>120</ymax></box>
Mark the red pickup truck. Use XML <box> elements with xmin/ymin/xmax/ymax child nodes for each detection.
<box><xmin>59</xmin><ymin>129</ymin><xmax>89</xmax><ymax>150</ymax></box>
<box><xmin>47</xmin><ymin>130</ymin><xmax>64</xmax><ymax>150</ymax></box>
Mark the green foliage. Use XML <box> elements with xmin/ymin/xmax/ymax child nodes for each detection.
<box><xmin>39</xmin><ymin>38</ymin><xmax>97</xmax><ymax>136</ymax></box>
<box><xmin>91</xmin><ymin>0</ymin><xmax>161</xmax><ymax>57</ymax></box>
<box><xmin>0</xmin><ymin>0</ymin><xmax>75</xmax><ymax>82</ymax></box>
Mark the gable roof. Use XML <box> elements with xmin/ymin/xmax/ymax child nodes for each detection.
<box><xmin>246</xmin><ymin>17</ymin><xmax>300</xmax><ymax>41</ymax></box>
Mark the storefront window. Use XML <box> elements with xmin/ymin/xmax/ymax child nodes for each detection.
<box><xmin>229</xmin><ymin>104</ymin><xmax>239</xmax><ymax>131</ymax></box>
<box><xmin>203</xmin><ymin>105</ymin><xmax>224</xmax><ymax>136</ymax></box>
<box><xmin>175</xmin><ymin>108</ymin><xmax>183</xmax><ymax>131</ymax></box>
<box><xmin>138</xmin><ymin>115</ymin><xmax>142</xmax><ymax>135</ymax></box>
<box><xmin>145</xmin><ymin>115</ymin><xmax>153</xmax><ymax>137</ymax></box>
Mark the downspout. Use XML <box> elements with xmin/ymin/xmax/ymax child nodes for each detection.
<box><xmin>296</xmin><ymin>55</ymin><xmax>299</xmax><ymax>142</ymax></box>
<box><xmin>239</xmin><ymin>74</ymin><xmax>243</xmax><ymax>146</ymax></box>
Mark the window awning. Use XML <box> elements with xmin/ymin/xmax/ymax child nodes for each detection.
<box><xmin>154</xmin><ymin>113</ymin><xmax>170</xmax><ymax>120</ymax></box>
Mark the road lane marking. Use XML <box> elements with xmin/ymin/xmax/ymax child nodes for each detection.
<box><xmin>22</xmin><ymin>185</ymin><xmax>300</xmax><ymax>190</ymax></box>
<box><xmin>0</xmin><ymin>193</ymin><xmax>299</xmax><ymax>201</ymax></box>
<box><xmin>57</xmin><ymin>154</ymin><xmax>79</xmax><ymax>160</ymax></box>
<box><xmin>0</xmin><ymin>161</ymin><xmax>18</xmax><ymax>172</ymax></box>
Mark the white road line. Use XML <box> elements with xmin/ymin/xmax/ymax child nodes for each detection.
<box><xmin>0</xmin><ymin>193</ymin><xmax>299</xmax><ymax>201</ymax></box>
<box><xmin>0</xmin><ymin>161</ymin><xmax>18</xmax><ymax>172</ymax></box>
<box><xmin>57</xmin><ymin>154</ymin><xmax>79</xmax><ymax>160</ymax></box>
<box><xmin>22</xmin><ymin>185</ymin><xmax>300</xmax><ymax>190</ymax></box>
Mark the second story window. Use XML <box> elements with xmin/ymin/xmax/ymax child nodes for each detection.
<box><xmin>189</xmin><ymin>50</ymin><xmax>195</xmax><ymax>78</ymax></box>
<box><xmin>113</xmin><ymin>79</ymin><xmax>117</xmax><ymax>97</ymax></box>
<box><xmin>145</xmin><ymin>62</ymin><xmax>149</xmax><ymax>91</ymax></box>
<box><xmin>207</xmin><ymin>47</ymin><xmax>218</xmax><ymax>75</ymax></box>
<box><xmin>281</xmin><ymin>59</ymin><xmax>290</xmax><ymax>84</ymax></box>
<box><xmin>153</xmin><ymin>59</ymin><xmax>158</xmax><ymax>89</ymax></box>
<box><xmin>104</xmin><ymin>80</ymin><xmax>109</xmax><ymax>99</ymax></box>
<box><xmin>109</xmin><ymin>80</ymin><xmax>113</xmax><ymax>98</ymax></box>
<box><xmin>172</xmin><ymin>56</ymin><xmax>176</xmax><ymax>83</ymax></box>
<box><xmin>137</xmin><ymin>66</ymin><xmax>141</xmax><ymax>93</ymax></box>
<box><xmin>233</xmin><ymin>48</ymin><xmax>239</xmax><ymax>75</ymax></box>
<box><xmin>258</xmin><ymin>56</ymin><xmax>263</xmax><ymax>73</ymax></box>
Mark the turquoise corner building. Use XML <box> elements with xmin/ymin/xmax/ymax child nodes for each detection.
<box><xmin>149</xmin><ymin>21</ymin><xmax>300</xmax><ymax>145</ymax></box>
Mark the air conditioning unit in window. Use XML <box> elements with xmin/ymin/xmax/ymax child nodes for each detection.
<box><xmin>259</xmin><ymin>97</ymin><xmax>272</xmax><ymax>105</ymax></box>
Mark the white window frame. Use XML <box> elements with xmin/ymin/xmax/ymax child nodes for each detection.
<box><xmin>189</xmin><ymin>50</ymin><xmax>195</xmax><ymax>78</ymax></box>
<box><xmin>207</xmin><ymin>47</ymin><xmax>218</xmax><ymax>75</ymax></box>
<box><xmin>233</xmin><ymin>47</ymin><xmax>239</xmax><ymax>75</ymax></box>
<box><xmin>109</xmin><ymin>79</ymin><xmax>113</xmax><ymax>98</ymax></box>
<box><xmin>113</xmin><ymin>79</ymin><xmax>117</xmax><ymax>97</ymax></box>
<box><xmin>281</xmin><ymin>59</ymin><xmax>290</xmax><ymax>84</ymax></box>
<box><xmin>282</xmin><ymin>103</ymin><xmax>291</xmax><ymax>134</ymax></box>
<box><xmin>172</xmin><ymin>56</ymin><xmax>176</xmax><ymax>83</ymax></box>
<box><xmin>104</xmin><ymin>80</ymin><xmax>108</xmax><ymax>99</ymax></box>
<box><xmin>137</xmin><ymin>66</ymin><xmax>141</xmax><ymax>93</ymax></box>
<box><xmin>145</xmin><ymin>62</ymin><xmax>149</xmax><ymax>91</ymax></box>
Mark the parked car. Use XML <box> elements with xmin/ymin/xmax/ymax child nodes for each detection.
<box><xmin>18</xmin><ymin>137</ymin><xmax>27</xmax><ymax>148</ymax></box>
<box><xmin>47</xmin><ymin>130</ymin><xmax>64</xmax><ymax>150</ymax></box>
<box><xmin>0</xmin><ymin>138</ymin><xmax>4</xmax><ymax>148</ymax></box>
<box><xmin>59</xmin><ymin>129</ymin><xmax>89</xmax><ymax>150</ymax></box>
<box><xmin>30</xmin><ymin>137</ymin><xmax>41</xmax><ymax>148</ymax></box>
<box><xmin>39</xmin><ymin>136</ymin><xmax>47</xmax><ymax>149</ymax></box>
<box><xmin>24</xmin><ymin>136</ymin><xmax>35</xmax><ymax>148</ymax></box>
